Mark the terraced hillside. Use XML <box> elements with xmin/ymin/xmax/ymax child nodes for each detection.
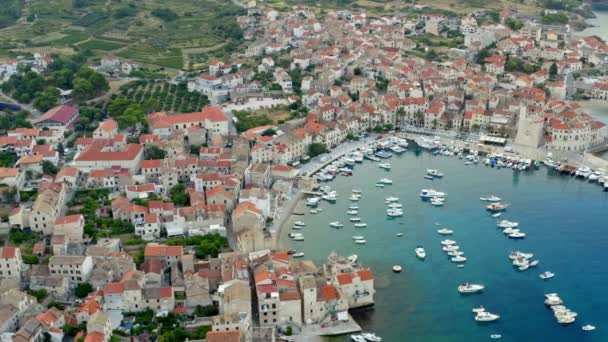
<box><xmin>0</xmin><ymin>0</ymin><xmax>245</xmax><ymax>70</ymax></box>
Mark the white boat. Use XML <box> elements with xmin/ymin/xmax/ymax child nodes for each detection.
<box><xmin>388</xmin><ymin>203</ymin><xmax>403</xmax><ymax>209</ymax></box>
<box><xmin>293</xmin><ymin>235</ymin><xmax>304</xmax><ymax>241</ymax></box>
<box><xmin>346</xmin><ymin>254</ymin><xmax>358</xmax><ymax>263</ymax></box>
<box><xmin>351</xmin><ymin>335</ymin><xmax>366</xmax><ymax>342</ymax></box>
<box><xmin>458</xmin><ymin>283</ymin><xmax>485</xmax><ymax>294</ymax></box>
<box><xmin>509</xmin><ymin>251</ymin><xmax>533</xmax><ymax>260</ymax></box>
<box><xmin>472</xmin><ymin>306</ymin><xmax>485</xmax><ymax>313</ymax></box>
<box><xmin>322</xmin><ymin>193</ymin><xmax>338</xmax><ymax>202</ymax></box>
<box><xmin>441</xmin><ymin>239</ymin><xmax>456</xmax><ymax>245</ymax></box>
<box><xmin>375</xmin><ymin>183</ymin><xmax>385</xmax><ymax>188</ymax></box>
<box><xmin>350</xmin><ymin>217</ymin><xmax>362</xmax><ymax>222</ymax></box>
<box><xmin>490</xmin><ymin>334</ymin><xmax>502</xmax><ymax>339</ymax></box>
<box><xmin>475</xmin><ymin>311</ymin><xmax>500</xmax><ymax>322</ymax></box>
<box><xmin>508</xmin><ymin>232</ymin><xmax>526</xmax><ymax>239</ymax></box>
<box><xmin>354</xmin><ymin>239</ymin><xmax>367</xmax><ymax>244</ymax></box>
<box><xmin>442</xmin><ymin>244</ymin><xmax>460</xmax><ymax>251</ymax></box>
<box><xmin>378</xmin><ymin>163</ymin><xmax>391</xmax><ymax>170</ymax></box>
<box><xmin>544</xmin><ymin>293</ymin><xmax>563</xmax><ymax>306</ymax></box>
<box><xmin>447</xmin><ymin>251</ymin><xmax>464</xmax><ymax>256</ymax></box>
<box><xmin>329</xmin><ymin>221</ymin><xmax>344</xmax><ymax>228</ymax></box>
<box><xmin>396</xmin><ymin>233</ymin><xmax>404</xmax><ymax>237</ymax></box>
<box><xmin>503</xmin><ymin>228</ymin><xmax>520</xmax><ymax>235</ymax></box>
<box><xmin>306</xmin><ymin>197</ymin><xmax>321</xmax><ymax>206</ymax></box>
<box><xmin>437</xmin><ymin>228</ymin><xmax>453</xmax><ymax>235</ymax></box>
<box><xmin>352</xmin><ymin>236</ymin><xmax>365</xmax><ymax>240</ymax></box>
<box><xmin>310</xmin><ymin>209</ymin><xmax>318</xmax><ymax>214</ymax></box>
<box><xmin>491</xmin><ymin>213</ymin><xmax>501</xmax><ymax>218</ymax></box>
<box><xmin>392</xmin><ymin>265</ymin><xmax>402</xmax><ymax>273</ymax></box>
<box><xmin>582</xmin><ymin>325</ymin><xmax>596</xmax><ymax>331</ymax></box>
<box><xmin>294</xmin><ymin>221</ymin><xmax>305</xmax><ymax>226</ymax></box>
<box><xmin>347</xmin><ymin>210</ymin><xmax>359</xmax><ymax>215</ymax></box>
<box><xmin>430</xmin><ymin>197</ymin><xmax>445</xmax><ymax>206</ymax></box>
<box><xmin>424</xmin><ymin>175</ymin><xmax>435</xmax><ymax>180</ymax></box>
<box><xmin>354</xmin><ymin>223</ymin><xmax>368</xmax><ymax>228</ymax></box>
<box><xmin>497</xmin><ymin>220</ymin><xmax>518</xmax><ymax>229</ymax></box>
<box><xmin>292</xmin><ymin>252</ymin><xmax>305</xmax><ymax>258</ymax></box>
<box><xmin>529</xmin><ymin>260</ymin><xmax>539</xmax><ymax>267</ymax></box>
<box><xmin>386</xmin><ymin>209</ymin><xmax>404</xmax><ymax>217</ymax></box>
<box><xmin>415</xmin><ymin>247</ymin><xmax>426</xmax><ymax>259</ymax></box>
<box><xmin>349</xmin><ymin>205</ymin><xmax>359</xmax><ymax>210</ymax></box>
<box><xmin>362</xmin><ymin>332</ymin><xmax>382</xmax><ymax>342</ymax></box>
<box><xmin>485</xmin><ymin>195</ymin><xmax>502</xmax><ymax>202</ymax></box>
<box><xmin>539</xmin><ymin>271</ymin><xmax>555</xmax><ymax>280</ymax></box>
<box><xmin>349</xmin><ymin>194</ymin><xmax>362</xmax><ymax>201</ymax></box>
<box><xmin>518</xmin><ymin>264</ymin><xmax>529</xmax><ymax>271</ymax></box>
<box><xmin>426</xmin><ymin>169</ymin><xmax>444</xmax><ymax>178</ymax></box>
<box><xmin>379</xmin><ymin>178</ymin><xmax>393</xmax><ymax>184</ymax></box>
<box><xmin>420</xmin><ymin>189</ymin><xmax>446</xmax><ymax>198</ymax></box>
<box><xmin>575</xmin><ymin>166</ymin><xmax>592</xmax><ymax>178</ymax></box>
<box><xmin>385</xmin><ymin>196</ymin><xmax>399</xmax><ymax>202</ymax></box>
<box><xmin>352</xmin><ymin>189</ymin><xmax>362</xmax><ymax>194</ymax></box>
<box><xmin>486</xmin><ymin>202</ymin><xmax>509</xmax><ymax>211</ymax></box>
<box><xmin>588</xmin><ymin>170</ymin><xmax>603</xmax><ymax>182</ymax></box>
<box><xmin>451</xmin><ymin>256</ymin><xmax>467</xmax><ymax>263</ymax></box>
<box><xmin>292</xmin><ymin>225</ymin><xmax>304</xmax><ymax>230</ymax></box>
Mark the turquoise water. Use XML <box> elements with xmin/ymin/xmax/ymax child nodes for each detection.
<box><xmin>285</xmin><ymin>150</ymin><xmax>608</xmax><ymax>341</ymax></box>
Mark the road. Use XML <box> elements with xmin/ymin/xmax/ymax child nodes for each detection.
<box><xmin>0</xmin><ymin>90</ymin><xmax>40</xmax><ymax>116</ymax></box>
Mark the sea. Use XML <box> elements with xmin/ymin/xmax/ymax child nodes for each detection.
<box><xmin>280</xmin><ymin>149</ymin><xmax>608</xmax><ymax>342</ymax></box>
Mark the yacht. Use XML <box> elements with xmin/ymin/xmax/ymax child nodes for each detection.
<box><xmin>354</xmin><ymin>239</ymin><xmax>367</xmax><ymax>244</ymax></box>
<box><xmin>379</xmin><ymin>178</ymin><xmax>393</xmax><ymax>184</ymax></box>
<box><xmin>293</xmin><ymin>235</ymin><xmax>304</xmax><ymax>241</ymax></box>
<box><xmin>365</xmin><ymin>154</ymin><xmax>380</xmax><ymax>162</ymax></box>
<box><xmin>447</xmin><ymin>251</ymin><xmax>464</xmax><ymax>257</ymax></box>
<box><xmin>351</xmin><ymin>335</ymin><xmax>366</xmax><ymax>342</ymax></box>
<box><xmin>347</xmin><ymin>210</ymin><xmax>359</xmax><ymax>215</ymax></box>
<box><xmin>430</xmin><ymin>197</ymin><xmax>445</xmax><ymax>206</ymax></box>
<box><xmin>544</xmin><ymin>293</ymin><xmax>563</xmax><ymax>306</ymax></box>
<box><xmin>540</xmin><ymin>271</ymin><xmax>555</xmax><ymax>280</ymax></box>
<box><xmin>415</xmin><ymin>136</ymin><xmax>438</xmax><ymax>150</ymax></box>
<box><xmin>497</xmin><ymin>220</ymin><xmax>518</xmax><ymax>229</ymax></box>
<box><xmin>508</xmin><ymin>232</ymin><xmax>526</xmax><ymax>239</ymax></box>
<box><xmin>442</xmin><ymin>245</ymin><xmax>460</xmax><ymax>252</ymax></box>
<box><xmin>451</xmin><ymin>256</ymin><xmax>467</xmax><ymax>263</ymax></box>
<box><xmin>349</xmin><ymin>205</ymin><xmax>359</xmax><ymax>210</ymax></box>
<box><xmin>426</xmin><ymin>169</ymin><xmax>444</xmax><ymax>178</ymax></box>
<box><xmin>420</xmin><ymin>189</ymin><xmax>446</xmax><ymax>199</ymax></box>
<box><xmin>392</xmin><ymin>265</ymin><xmax>402</xmax><ymax>273</ymax></box>
<box><xmin>329</xmin><ymin>221</ymin><xmax>344</xmax><ymax>228</ymax></box>
<box><xmin>458</xmin><ymin>283</ymin><xmax>485</xmax><ymax>294</ymax></box>
<box><xmin>322</xmin><ymin>192</ymin><xmax>338</xmax><ymax>202</ymax></box>
<box><xmin>437</xmin><ymin>228</ymin><xmax>454</xmax><ymax>235</ymax></box>
<box><xmin>362</xmin><ymin>332</ymin><xmax>382</xmax><ymax>342</ymax></box>
<box><xmin>354</xmin><ymin>223</ymin><xmax>368</xmax><ymax>228</ymax></box>
<box><xmin>588</xmin><ymin>170</ymin><xmax>603</xmax><ymax>182</ymax></box>
<box><xmin>441</xmin><ymin>239</ymin><xmax>456</xmax><ymax>245</ymax></box>
<box><xmin>375</xmin><ymin>151</ymin><xmax>392</xmax><ymax>159</ymax></box>
<box><xmin>397</xmin><ymin>139</ymin><xmax>409</xmax><ymax>148</ymax></box>
<box><xmin>503</xmin><ymin>228</ymin><xmax>520</xmax><ymax>235</ymax></box>
<box><xmin>288</xmin><ymin>233</ymin><xmax>303</xmax><ymax>239</ymax></box>
<box><xmin>352</xmin><ymin>189</ymin><xmax>362</xmax><ymax>194</ymax></box>
<box><xmin>378</xmin><ymin>163</ymin><xmax>391</xmax><ymax>170</ymax></box>
<box><xmin>294</xmin><ymin>221</ymin><xmax>305</xmax><ymax>227</ymax></box>
<box><xmin>386</xmin><ymin>209</ymin><xmax>404</xmax><ymax>217</ymax></box>
<box><xmin>350</xmin><ymin>217</ymin><xmax>362</xmax><ymax>222</ymax></box>
<box><xmin>509</xmin><ymin>251</ymin><xmax>533</xmax><ymax>260</ymax></box>
<box><xmin>390</xmin><ymin>145</ymin><xmax>405</xmax><ymax>154</ymax></box>
<box><xmin>575</xmin><ymin>166</ymin><xmax>592</xmax><ymax>178</ymax></box>
<box><xmin>480</xmin><ymin>195</ymin><xmax>501</xmax><ymax>202</ymax></box>
<box><xmin>475</xmin><ymin>311</ymin><xmax>500</xmax><ymax>322</ymax></box>
<box><xmin>486</xmin><ymin>202</ymin><xmax>509</xmax><ymax>211</ymax></box>
<box><xmin>388</xmin><ymin>203</ymin><xmax>403</xmax><ymax>209</ymax></box>
<box><xmin>582</xmin><ymin>325</ymin><xmax>596</xmax><ymax>331</ymax></box>
<box><xmin>375</xmin><ymin>183</ymin><xmax>385</xmax><ymax>188</ymax></box>
<box><xmin>306</xmin><ymin>197</ymin><xmax>321</xmax><ymax>206</ymax></box>
<box><xmin>385</xmin><ymin>196</ymin><xmax>399</xmax><ymax>202</ymax></box>
<box><xmin>310</xmin><ymin>209</ymin><xmax>318</xmax><ymax>214</ymax></box>
<box><xmin>415</xmin><ymin>247</ymin><xmax>426</xmax><ymax>259</ymax></box>
<box><xmin>529</xmin><ymin>260</ymin><xmax>540</xmax><ymax>267</ymax></box>
<box><xmin>424</xmin><ymin>175</ymin><xmax>435</xmax><ymax>180</ymax></box>
<box><xmin>349</xmin><ymin>195</ymin><xmax>362</xmax><ymax>201</ymax></box>
<box><xmin>292</xmin><ymin>252</ymin><xmax>305</xmax><ymax>258</ymax></box>
<box><xmin>352</xmin><ymin>236</ymin><xmax>365</xmax><ymax>241</ymax></box>
<box><xmin>396</xmin><ymin>233</ymin><xmax>404</xmax><ymax>237</ymax></box>
<box><xmin>472</xmin><ymin>306</ymin><xmax>485</xmax><ymax>313</ymax></box>
<box><xmin>292</xmin><ymin>224</ymin><xmax>304</xmax><ymax>230</ymax></box>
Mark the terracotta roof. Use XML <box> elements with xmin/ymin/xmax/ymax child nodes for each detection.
<box><xmin>280</xmin><ymin>289</ymin><xmax>301</xmax><ymax>301</ymax></box>
<box><xmin>0</xmin><ymin>247</ymin><xmax>18</xmax><ymax>259</ymax></box>
<box><xmin>32</xmin><ymin>105</ymin><xmax>79</xmax><ymax>125</ymax></box>
<box><xmin>233</xmin><ymin>201</ymin><xmax>262</xmax><ymax>216</ymax></box>
<box><xmin>17</xmin><ymin>154</ymin><xmax>43</xmax><ymax>165</ymax></box>
<box><xmin>206</xmin><ymin>331</ymin><xmax>240</xmax><ymax>342</ymax></box>
<box><xmin>321</xmin><ymin>284</ymin><xmax>338</xmax><ymax>301</ymax></box>
<box><xmin>142</xmin><ymin>159</ymin><xmax>162</xmax><ymax>168</ymax></box>
<box><xmin>104</xmin><ymin>282</ymin><xmax>125</xmax><ymax>295</ymax></box>
<box><xmin>76</xmin><ymin>144</ymin><xmax>143</xmax><ymax>162</ymax></box>
<box><xmin>0</xmin><ymin>167</ymin><xmax>19</xmax><ymax>178</ymax></box>
<box><xmin>144</xmin><ymin>244</ymin><xmax>183</xmax><ymax>257</ymax></box>
<box><xmin>54</xmin><ymin>215</ymin><xmax>82</xmax><ymax>225</ymax></box>
<box><xmin>358</xmin><ymin>269</ymin><xmax>374</xmax><ymax>281</ymax></box>
<box><xmin>337</xmin><ymin>272</ymin><xmax>355</xmax><ymax>285</ymax></box>
<box><xmin>96</xmin><ymin>119</ymin><xmax>117</xmax><ymax>132</ymax></box>
<box><xmin>83</xmin><ymin>332</ymin><xmax>105</xmax><ymax>342</ymax></box>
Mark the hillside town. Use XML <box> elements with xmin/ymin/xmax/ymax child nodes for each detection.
<box><xmin>1</xmin><ymin>1</ymin><xmax>608</xmax><ymax>342</ymax></box>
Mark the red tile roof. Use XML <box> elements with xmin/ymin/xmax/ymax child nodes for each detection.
<box><xmin>337</xmin><ymin>272</ymin><xmax>355</xmax><ymax>285</ymax></box>
<box><xmin>321</xmin><ymin>284</ymin><xmax>338</xmax><ymax>301</ymax></box>
<box><xmin>54</xmin><ymin>214</ymin><xmax>82</xmax><ymax>225</ymax></box>
<box><xmin>358</xmin><ymin>269</ymin><xmax>374</xmax><ymax>281</ymax></box>
<box><xmin>104</xmin><ymin>282</ymin><xmax>125</xmax><ymax>295</ymax></box>
<box><xmin>76</xmin><ymin>144</ymin><xmax>143</xmax><ymax>162</ymax></box>
<box><xmin>206</xmin><ymin>331</ymin><xmax>240</xmax><ymax>342</ymax></box>
<box><xmin>144</xmin><ymin>244</ymin><xmax>183</xmax><ymax>257</ymax></box>
<box><xmin>0</xmin><ymin>247</ymin><xmax>17</xmax><ymax>259</ymax></box>
<box><xmin>32</xmin><ymin>105</ymin><xmax>79</xmax><ymax>125</ymax></box>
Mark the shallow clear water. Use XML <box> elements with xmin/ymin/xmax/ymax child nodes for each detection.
<box><xmin>284</xmin><ymin>150</ymin><xmax>608</xmax><ymax>342</ymax></box>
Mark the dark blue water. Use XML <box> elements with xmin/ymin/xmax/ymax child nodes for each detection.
<box><xmin>283</xmin><ymin>150</ymin><xmax>608</xmax><ymax>341</ymax></box>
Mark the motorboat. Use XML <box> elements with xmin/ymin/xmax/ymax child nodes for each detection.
<box><xmin>442</xmin><ymin>245</ymin><xmax>460</xmax><ymax>252</ymax></box>
<box><xmin>388</xmin><ymin>203</ymin><xmax>403</xmax><ymax>209</ymax></box>
<box><xmin>396</xmin><ymin>233</ymin><xmax>404</xmax><ymax>237</ymax></box>
<box><xmin>293</xmin><ymin>235</ymin><xmax>304</xmax><ymax>241</ymax></box>
<box><xmin>379</xmin><ymin>178</ymin><xmax>393</xmax><ymax>184</ymax></box>
<box><xmin>310</xmin><ymin>209</ymin><xmax>318</xmax><ymax>214</ymax></box>
<box><xmin>588</xmin><ymin>170</ymin><xmax>603</xmax><ymax>182</ymax></box>
<box><xmin>392</xmin><ymin>265</ymin><xmax>402</xmax><ymax>273</ymax></box>
<box><xmin>582</xmin><ymin>325</ymin><xmax>596</xmax><ymax>331</ymax></box>
<box><xmin>322</xmin><ymin>192</ymin><xmax>338</xmax><ymax>202</ymax></box>
<box><xmin>288</xmin><ymin>233</ymin><xmax>302</xmax><ymax>239</ymax></box>
<box><xmin>430</xmin><ymin>197</ymin><xmax>445</xmax><ymax>206</ymax></box>
<box><xmin>441</xmin><ymin>239</ymin><xmax>456</xmax><ymax>245</ymax></box>
<box><xmin>349</xmin><ymin>205</ymin><xmax>359</xmax><ymax>210</ymax></box>
<box><xmin>540</xmin><ymin>271</ymin><xmax>555</xmax><ymax>280</ymax></box>
<box><xmin>472</xmin><ymin>306</ymin><xmax>485</xmax><ymax>313</ymax></box>
<box><xmin>451</xmin><ymin>256</ymin><xmax>467</xmax><ymax>263</ymax></box>
<box><xmin>351</xmin><ymin>335</ymin><xmax>366</xmax><ymax>342</ymax></box>
<box><xmin>475</xmin><ymin>311</ymin><xmax>500</xmax><ymax>322</ymax></box>
<box><xmin>509</xmin><ymin>251</ymin><xmax>533</xmax><ymax>260</ymax></box>
<box><xmin>497</xmin><ymin>220</ymin><xmax>518</xmax><ymax>228</ymax></box>
<box><xmin>491</xmin><ymin>213</ymin><xmax>501</xmax><ymax>218</ymax></box>
<box><xmin>575</xmin><ymin>166</ymin><xmax>592</xmax><ymax>178</ymax></box>
<box><xmin>352</xmin><ymin>236</ymin><xmax>365</xmax><ymax>240</ymax></box>
<box><xmin>292</xmin><ymin>252</ymin><xmax>305</xmax><ymax>258</ymax></box>
<box><xmin>292</xmin><ymin>224</ymin><xmax>304</xmax><ymax>230</ymax></box>
<box><xmin>306</xmin><ymin>197</ymin><xmax>321</xmax><ymax>206</ymax></box>
<box><xmin>544</xmin><ymin>293</ymin><xmax>563</xmax><ymax>306</ymax></box>
<box><xmin>329</xmin><ymin>221</ymin><xmax>344</xmax><ymax>228</ymax></box>
<box><xmin>362</xmin><ymin>332</ymin><xmax>382</xmax><ymax>342</ymax></box>
<box><xmin>437</xmin><ymin>228</ymin><xmax>453</xmax><ymax>235</ymax></box>
<box><xmin>457</xmin><ymin>264</ymin><xmax>465</xmax><ymax>268</ymax></box>
<box><xmin>486</xmin><ymin>195</ymin><xmax>502</xmax><ymax>202</ymax></box>
<box><xmin>415</xmin><ymin>247</ymin><xmax>426</xmax><ymax>259</ymax></box>
<box><xmin>375</xmin><ymin>183</ymin><xmax>385</xmax><ymax>188</ymax></box>
<box><xmin>346</xmin><ymin>254</ymin><xmax>358</xmax><ymax>263</ymax></box>
<box><xmin>486</xmin><ymin>202</ymin><xmax>509</xmax><ymax>211</ymax></box>
<box><xmin>447</xmin><ymin>251</ymin><xmax>464</xmax><ymax>257</ymax></box>
<box><xmin>424</xmin><ymin>175</ymin><xmax>435</xmax><ymax>180</ymax></box>
<box><xmin>378</xmin><ymin>163</ymin><xmax>391</xmax><ymax>170</ymax></box>
<box><xmin>420</xmin><ymin>189</ymin><xmax>446</xmax><ymax>199</ymax></box>
<box><xmin>490</xmin><ymin>334</ymin><xmax>502</xmax><ymax>339</ymax></box>
<box><xmin>354</xmin><ymin>223</ymin><xmax>368</xmax><ymax>228</ymax></box>
<box><xmin>352</xmin><ymin>189</ymin><xmax>362</xmax><ymax>194</ymax></box>
<box><xmin>508</xmin><ymin>232</ymin><xmax>526</xmax><ymax>239</ymax></box>
<box><xmin>385</xmin><ymin>196</ymin><xmax>399</xmax><ymax>202</ymax></box>
<box><xmin>529</xmin><ymin>260</ymin><xmax>540</xmax><ymax>267</ymax></box>
<box><xmin>349</xmin><ymin>195</ymin><xmax>362</xmax><ymax>201</ymax></box>
<box><xmin>354</xmin><ymin>239</ymin><xmax>367</xmax><ymax>244</ymax></box>
<box><xmin>350</xmin><ymin>217</ymin><xmax>362</xmax><ymax>222</ymax></box>
<box><xmin>426</xmin><ymin>169</ymin><xmax>444</xmax><ymax>178</ymax></box>
<box><xmin>347</xmin><ymin>210</ymin><xmax>359</xmax><ymax>215</ymax></box>
<box><xmin>458</xmin><ymin>283</ymin><xmax>485</xmax><ymax>294</ymax></box>
<box><xmin>375</xmin><ymin>151</ymin><xmax>392</xmax><ymax>159</ymax></box>
<box><xmin>287</xmin><ymin>250</ymin><xmax>297</xmax><ymax>255</ymax></box>
<box><xmin>386</xmin><ymin>209</ymin><xmax>404</xmax><ymax>217</ymax></box>
<box><xmin>518</xmin><ymin>264</ymin><xmax>529</xmax><ymax>271</ymax></box>
<box><xmin>294</xmin><ymin>221</ymin><xmax>305</xmax><ymax>227</ymax></box>
<box><xmin>503</xmin><ymin>228</ymin><xmax>520</xmax><ymax>235</ymax></box>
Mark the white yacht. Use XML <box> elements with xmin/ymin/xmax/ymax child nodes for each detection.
<box><xmin>352</xmin><ymin>189</ymin><xmax>362</xmax><ymax>194</ymax></box>
<box><xmin>437</xmin><ymin>228</ymin><xmax>453</xmax><ymax>235</ymax></box>
<box><xmin>491</xmin><ymin>213</ymin><xmax>501</xmax><ymax>218</ymax></box>
<box><xmin>329</xmin><ymin>221</ymin><xmax>344</xmax><ymax>228</ymax></box>
<box><xmin>426</xmin><ymin>169</ymin><xmax>444</xmax><ymax>178</ymax></box>
<box><xmin>349</xmin><ymin>205</ymin><xmax>359</xmax><ymax>210</ymax></box>
<box><xmin>415</xmin><ymin>247</ymin><xmax>426</xmax><ymax>259</ymax></box>
<box><xmin>475</xmin><ymin>311</ymin><xmax>500</xmax><ymax>322</ymax></box>
<box><xmin>582</xmin><ymin>325</ymin><xmax>596</xmax><ymax>331</ymax></box>
<box><xmin>352</xmin><ymin>236</ymin><xmax>365</xmax><ymax>241</ymax></box>
<box><xmin>544</xmin><ymin>293</ymin><xmax>563</xmax><ymax>306</ymax></box>
<box><xmin>347</xmin><ymin>210</ymin><xmax>359</xmax><ymax>215</ymax></box>
<box><xmin>430</xmin><ymin>197</ymin><xmax>445</xmax><ymax>206</ymax></box>
<box><xmin>575</xmin><ymin>166</ymin><xmax>592</xmax><ymax>178</ymax></box>
<box><xmin>349</xmin><ymin>195</ymin><xmax>362</xmax><ymax>201</ymax></box>
<box><xmin>392</xmin><ymin>265</ymin><xmax>402</xmax><ymax>273</ymax></box>
<box><xmin>441</xmin><ymin>239</ymin><xmax>456</xmax><ymax>245</ymax></box>
<box><xmin>386</xmin><ymin>209</ymin><xmax>404</xmax><ymax>217</ymax></box>
<box><xmin>540</xmin><ymin>271</ymin><xmax>555</xmax><ymax>280</ymax></box>
<box><xmin>375</xmin><ymin>183</ymin><xmax>385</xmax><ymax>188</ymax></box>
<box><xmin>294</xmin><ymin>221</ymin><xmax>305</xmax><ymax>227</ymax></box>
<box><xmin>442</xmin><ymin>245</ymin><xmax>460</xmax><ymax>252</ymax></box>
<box><xmin>472</xmin><ymin>306</ymin><xmax>485</xmax><ymax>313</ymax></box>
<box><xmin>292</xmin><ymin>252</ymin><xmax>305</xmax><ymax>258</ymax></box>
<box><xmin>458</xmin><ymin>283</ymin><xmax>485</xmax><ymax>294</ymax></box>
<box><xmin>306</xmin><ymin>197</ymin><xmax>321</xmax><ymax>206</ymax></box>
<box><xmin>354</xmin><ymin>239</ymin><xmax>367</xmax><ymax>244</ymax></box>
<box><xmin>420</xmin><ymin>189</ymin><xmax>446</xmax><ymax>199</ymax></box>
<box><xmin>486</xmin><ymin>202</ymin><xmax>509</xmax><ymax>211</ymax></box>
<box><xmin>351</xmin><ymin>335</ymin><xmax>366</xmax><ymax>342</ymax></box>
<box><xmin>322</xmin><ymin>192</ymin><xmax>338</xmax><ymax>202</ymax></box>
<box><xmin>509</xmin><ymin>251</ymin><xmax>533</xmax><ymax>260</ymax></box>
<box><xmin>293</xmin><ymin>235</ymin><xmax>304</xmax><ymax>241</ymax></box>
<box><xmin>292</xmin><ymin>224</ymin><xmax>304</xmax><ymax>230</ymax></box>
<box><xmin>588</xmin><ymin>170</ymin><xmax>604</xmax><ymax>182</ymax></box>
<box><xmin>388</xmin><ymin>203</ymin><xmax>403</xmax><ymax>209</ymax></box>
<box><xmin>350</xmin><ymin>217</ymin><xmax>362</xmax><ymax>222</ymax></box>
<box><xmin>447</xmin><ymin>251</ymin><xmax>464</xmax><ymax>257</ymax></box>
<box><xmin>486</xmin><ymin>195</ymin><xmax>501</xmax><ymax>202</ymax></box>
<box><xmin>362</xmin><ymin>332</ymin><xmax>382</xmax><ymax>342</ymax></box>
<box><xmin>497</xmin><ymin>220</ymin><xmax>518</xmax><ymax>229</ymax></box>
<box><xmin>354</xmin><ymin>223</ymin><xmax>368</xmax><ymax>228</ymax></box>
<box><xmin>508</xmin><ymin>232</ymin><xmax>526</xmax><ymax>239</ymax></box>
<box><xmin>451</xmin><ymin>256</ymin><xmax>467</xmax><ymax>263</ymax></box>
<box><xmin>310</xmin><ymin>209</ymin><xmax>318</xmax><ymax>214</ymax></box>
<box><xmin>385</xmin><ymin>196</ymin><xmax>399</xmax><ymax>202</ymax></box>
<box><xmin>378</xmin><ymin>163</ymin><xmax>391</xmax><ymax>170</ymax></box>
<box><xmin>379</xmin><ymin>178</ymin><xmax>393</xmax><ymax>184</ymax></box>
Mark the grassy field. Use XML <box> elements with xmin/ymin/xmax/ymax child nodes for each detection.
<box><xmin>0</xmin><ymin>0</ymin><xmax>244</xmax><ymax>70</ymax></box>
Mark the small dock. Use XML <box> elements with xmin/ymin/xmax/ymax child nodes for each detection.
<box><xmin>558</xmin><ymin>164</ymin><xmax>577</xmax><ymax>175</ymax></box>
<box><xmin>298</xmin><ymin>315</ymin><xmax>362</xmax><ymax>337</ymax></box>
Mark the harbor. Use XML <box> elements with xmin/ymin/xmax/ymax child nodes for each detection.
<box><xmin>278</xmin><ymin>141</ymin><xmax>608</xmax><ymax>342</ymax></box>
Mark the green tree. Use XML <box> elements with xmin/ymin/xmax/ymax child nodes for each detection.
<box><xmin>142</xmin><ymin>98</ymin><xmax>160</xmax><ymax>113</ymax></box>
<box><xmin>169</xmin><ymin>184</ymin><xmax>190</xmax><ymax>206</ymax></box>
<box><xmin>261</xmin><ymin>128</ymin><xmax>277</xmax><ymax>136</ymax></box>
<box><xmin>74</xmin><ymin>282</ymin><xmax>93</xmax><ymax>298</ymax></box>
<box><xmin>505</xmin><ymin>18</ymin><xmax>524</xmax><ymax>31</ymax></box>
<box><xmin>144</xmin><ymin>145</ymin><xmax>166</xmax><ymax>160</ymax></box>
<box><xmin>72</xmin><ymin>78</ymin><xmax>94</xmax><ymax>101</ymax></box>
<box><xmin>42</xmin><ymin>160</ymin><xmax>59</xmax><ymax>175</ymax></box>
<box><xmin>0</xmin><ymin>152</ymin><xmax>17</xmax><ymax>167</ymax></box>
<box><xmin>28</xmin><ymin>289</ymin><xmax>48</xmax><ymax>302</ymax></box>
<box><xmin>308</xmin><ymin>143</ymin><xmax>328</xmax><ymax>158</ymax></box>
<box><xmin>118</xmin><ymin>104</ymin><xmax>145</xmax><ymax>129</ymax></box>
<box><xmin>33</xmin><ymin>88</ymin><xmax>60</xmax><ymax>112</ymax></box>
<box><xmin>549</xmin><ymin>62</ymin><xmax>558</xmax><ymax>80</ymax></box>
